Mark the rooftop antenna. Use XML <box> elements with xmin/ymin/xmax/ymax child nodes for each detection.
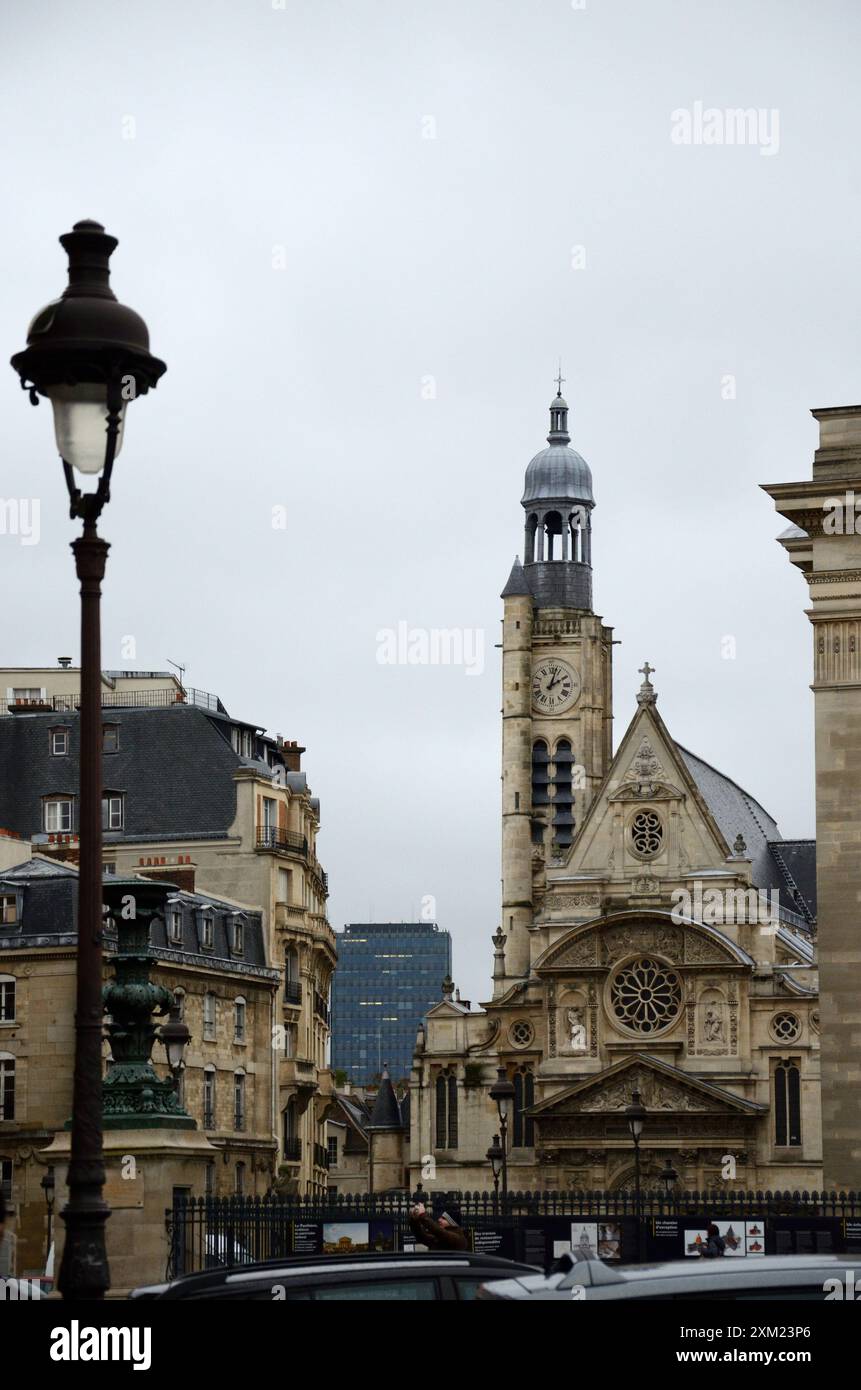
<box><xmin>166</xmin><ymin>657</ymin><xmax>186</xmax><ymax>692</ymax></box>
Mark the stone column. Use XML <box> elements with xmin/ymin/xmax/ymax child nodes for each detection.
<box><xmin>762</xmin><ymin>404</ymin><xmax>861</xmax><ymax>1190</ymax></box>
<box><xmin>501</xmin><ymin>590</ymin><xmax>534</xmax><ymax>980</ymax></box>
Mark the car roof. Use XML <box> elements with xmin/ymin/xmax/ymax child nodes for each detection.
<box><xmin>139</xmin><ymin>1250</ymin><xmax>539</xmax><ymax>1298</ymax></box>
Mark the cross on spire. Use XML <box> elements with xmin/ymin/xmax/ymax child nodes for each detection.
<box><xmin>555</xmin><ymin>361</ymin><xmax>565</xmax><ymax>396</ymax></box>
<box><xmin>639</xmin><ymin>662</ymin><xmax>654</xmax><ymax>682</ymax></box>
<box><xmin>636</xmin><ymin>662</ymin><xmax>658</xmax><ymax>706</ymax></box>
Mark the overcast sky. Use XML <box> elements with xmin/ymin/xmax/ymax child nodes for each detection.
<box><xmin>2</xmin><ymin>0</ymin><xmax>859</xmax><ymax>1004</ymax></box>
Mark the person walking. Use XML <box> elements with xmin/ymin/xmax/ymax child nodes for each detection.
<box><xmin>698</xmin><ymin>1223</ymin><xmax>726</xmax><ymax>1258</ymax></box>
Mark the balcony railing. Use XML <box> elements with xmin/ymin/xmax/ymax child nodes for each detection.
<box><xmin>313</xmin><ymin>992</ymin><xmax>330</xmax><ymax>1025</ymax></box>
<box><xmin>256</xmin><ymin>826</ymin><xmax>308</xmax><ymax>855</ymax></box>
<box><xmin>284</xmin><ymin>980</ymin><xmax>301</xmax><ymax>1006</ymax></box>
<box><xmin>0</xmin><ymin>685</ymin><xmax>227</xmax><ymax>716</ymax></box>
<box><xmin>283</xmin><ymin>1138</ymin><xmax>301</xmax><ymax>1162</ymax></box>
<box><xmin>314</xmin><ymin>1143</ymin><xmax>329</xmax><ymax>1171</ymax></box>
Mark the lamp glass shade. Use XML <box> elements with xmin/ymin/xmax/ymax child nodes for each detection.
<box><xmin>47</xmin><ymin>382</ymin><xmax>126</xmax><ymax>474</ymax></box>
<box><xmin>497</xmin><ymin>1094</ymin><xmax>510</xmax><ymax>1121</ymax></box>
<box><xmin>163</xmin><ymin>1031</ymin><xmax>188</xmax><ymax>1073</ymax></box>
<box><xmin>628</xmin><ymin>1115</ymin><xmax>644</xmax><ymax>1140</ymax></box>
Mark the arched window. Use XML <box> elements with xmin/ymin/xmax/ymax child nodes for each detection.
<box><xmin>203</xmin><ymin>992</ymin><xmax>217</xmax><ymax>1040</ymax></box>
<box><xmin>283</xmin><ymin>1099</ymin><xmax>300</xmax><ymax>1160</ymax></box>
<box><xmin>233</xmin><ymin>1071</ymin><xmax>246</xmax><ymax>1132</ymax></box>
<box><xmin>234</xmin><ymin>997</ymin><xmax>247</xmax><ymax>1043</ymax></box>
<box><xmin>552</xmin><ymin>740</ymin><xmax>575</xmax><ymax>848</ymax></box>
<box><xmin>235</xmin><ymin>1161</ymin><xmax>246</xmax><ymax>1196</ymax></box>
<box><xmin>203</xmin><ymin>1066</ymin><xmax>216</xmax><ymax>1129</ymax></box>
<box><xmin>0</xmin><ymin>1053</ymin><xmax>14</xmax><ymax>1120</ymax></box>
<box><xmin>774</xmin><ymin>1059</ymin><xmax>801</xmax><ymax>1147</ymax></box>
<box><xmin>434</xmin><ymin>1070</ymin><xmax>458</xmax><ymax>1150</ymax></box>
<box><xmin>512</xmin><ymin>1069</ymin><xmax>535</xmax><ymax>1147</ymax></box>
<box><xmin>0</xmin><ymin>976</ymin><xmax>16</xmax><ymax>1023</ymax></box>
<box><xmin>532</xmin><ymin>740</ymin><xmax>550</xmax><ymax>808</ymax></box>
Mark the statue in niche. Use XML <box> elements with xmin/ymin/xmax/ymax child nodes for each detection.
<box><xmin>702</xmin><ymin>1005</ymin><xmax>725</xmax><ymax>1043</ymax></box>
<box><xmin>567</xmin><ymin>1007</ymin><xmax>587</xmax><ymax>1051</ymax></box>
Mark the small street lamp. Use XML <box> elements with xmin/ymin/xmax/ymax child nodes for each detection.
<box><xmin>11</xmin><ymin>221</ymin><xmax>166</xmax><ymax>1301</ymax></box>
<box><xmin>40</xmin><ymin>1166</ymin><xmax>56</xmax><ymax>1267</ymax></box>
<box><xmin>159</xmin><ymin>1002</ymin><xmax>191</xmax><ymax>1084</ymax></box>
<box><xmin>625</xmin><ymin>1088</ymin><xmax>647</xmax><ymax>1261</ymax></box>
<box><xmin>660</xmin><ymin>1158</ymin><xmax>679</xmax><ymax>1198</ymax></box>
<box><xmin>489</xmin><ymin>1066</ymin><xmax>515</xmax><ymax>1211</ymax></box>
<box><xmin>486</xmin><ymin>1134</ymin><xmax>503</xmax><ymax>1208</ymax></box>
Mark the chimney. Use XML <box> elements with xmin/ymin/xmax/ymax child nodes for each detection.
<box><xmin>282</xmin><ymin>740</ymin><xmax>305</xmax><ymax>772</ymax></box>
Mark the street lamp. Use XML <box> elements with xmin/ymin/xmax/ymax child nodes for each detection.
<box><xmin>625</xmin><ymin>1088</ymin><xmax>647</xmax><ymax>1262</ymax></box>
<box><xmin>11</xmin><ymin>221</ymin><xmax>166</xmax><ymax>1300</ymax></box>
<box><xmin>660</xmin><ymin>1158</ymin><xmax>679</xmax><ymax>1198</ymax></box>
<box><xmin>486</xmin><ymin>1134</ymin><xmax>503</xmax><ymax>1210</ymax></box>
<box><xmin>158</xmin><ymin>1001</ymin><xmax>191</xmax><ymax>1083</ymax></box>
<box><xmin>41</xmin><ymin>1166</ymin><xmax>56</xmax><ymax>1267</ymax></box>
<box><xmin>489</xmin><ymin>1066</ymin><xmax>515</xmax><ymax>1211</ymax></box>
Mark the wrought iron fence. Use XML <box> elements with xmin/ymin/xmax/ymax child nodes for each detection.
<box><xmin>166</xmin><ymin>1189</ymin><xmax>861</xmax><ymax>1280</ymax></box>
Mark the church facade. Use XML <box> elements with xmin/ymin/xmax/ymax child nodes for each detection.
<box><xmin>408</xmin><ymin>388</ymin><xmax>821</xmax><ymax>1195</ymax></box>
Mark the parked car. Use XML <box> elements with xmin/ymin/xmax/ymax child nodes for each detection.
<box><xmin>478</xmin><ymin>1250</ymin><xmax>861</xmax><ymax>1300</ymax></box>
<box><xmin>131</xmin><ymin>1250</ymin><xmax>541</xmax><ymax>1300</ymax></box>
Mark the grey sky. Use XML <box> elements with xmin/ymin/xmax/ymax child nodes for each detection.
<box><xmin>2</xmin><ymin>0</ymin><xmax>858</xmax><ymax>1004</ymax></box>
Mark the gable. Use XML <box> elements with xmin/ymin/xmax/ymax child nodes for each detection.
<box><xmin>528</xmin><ymin>1053</ymin><xmax>765</xmax><ymax>1118</ymax></box>
<box><xmin>558</xmin><ymin>703</ymin><xmax>733</xmax><ymax>880</ymax></box>
<box><xmin>534</xmin><ymin>911</ymin><xmax>754</xmax><ymax>973</ymax></box>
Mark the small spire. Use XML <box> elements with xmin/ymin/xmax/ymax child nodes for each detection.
<box><xmin>636</xmin><ymin>661</ymin><xmax>657</xmax><ymax>706</ymax></box>
<box><xmin>547</xmin><ymin>369</ymin><xmax>570</xmax><ymax>445</ymax></box>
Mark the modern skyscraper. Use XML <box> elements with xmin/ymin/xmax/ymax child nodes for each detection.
<box><xmin>331</xmin><ymin>922</ymin><xmax>452</xmax><ymax>1085</ymax></box>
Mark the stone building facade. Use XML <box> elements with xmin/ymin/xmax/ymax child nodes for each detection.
<box><xmin>0</xmin><ymin>857</ymin><xmax>279</xmax><ymax>1282</ymax></box>
<box><xmin>409</xmin><ymin>389</ymin><xmax>821</xmax><ymax>1195</ymax></box>
<box><xmin>763</xmin><ymin>404</ymin><xmax>861</xmax><ymax>1190</ymax></box>
<box><xmin>0</xmin><ymin>675</ymin><xmax>336</xmax><ymax>1194</ymax></box>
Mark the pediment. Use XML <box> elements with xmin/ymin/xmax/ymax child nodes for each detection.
<box><xmin>534</xmin><ymin>912</ymin><xmax>753</xmax><ymax>973</ymax></box>
<box><xmin>425</xmin><ymin>1000</ymin><xmax>470</xmax><ymax>1019</ymax></box>
<box><xmin>528</xmin><ymin>1054</ymin><xmax>765</xmax><ymax>1118</ymax></box>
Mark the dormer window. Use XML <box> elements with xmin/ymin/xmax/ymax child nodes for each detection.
<box><xmin>168</xmin><ymin>904</ymin><xmax>183</xmax><ymax>944</ymax></box>
<box><xmin>103</xmin><ymin>724</ymin><xmax>120</xmax><ymax>753</ymax></box>
<box><xmin>230</xmin><ymin>726</ymin><xmax>254</xmax><ymax>758</ymax></box>
<box><xmin>198</xmin><ymin>911</ymin><xmax>214</xmax><ymax>950</ymax></box>
<box><xmin>44</xmin><ymin>797</ymin><xmax>73</xmax><ymax>833</ymax></box>
<box><xmin>231</xmin><ymin>915</ymin><xmax>245</xmax><ymax>957</ymax></box>
<box><xmin>50</xmin><ymin>727</ymin><xmax>70</xmax><ymax>756</ymax></box>
<box><xmin>102</xmin><ymin>793</ymin><xmax>124</xmax><ymax>831</ymax></box>
<box><xmin>1</xmin><ymin>895</ymin><xmax>18</xmax><ymax>927</ymax></box>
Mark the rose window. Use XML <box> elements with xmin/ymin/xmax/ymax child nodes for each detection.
<box><xmin>610</xmin><ymin>957</ymin><xmax>682</xmax><ymax>1033</ymax></box>
<box><xmin>771</xmin><ymin>1011</ymin><xmax>801</xmax><ymax>1042</ymax></box>
<box><xmin>510</xmin><ymin>1020</ymin><xmax>534</xmax><ymax>1047</ymax></box>
<box><xmin>631</xmin><ymin>810</ymin><xmax>662</xmax><ymax>857</ymax></box>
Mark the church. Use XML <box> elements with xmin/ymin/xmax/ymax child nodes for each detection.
<box><xmin>408</xmin><ymin>385</ymin><xmax>821</xmax><ymax>1195</ymax></box>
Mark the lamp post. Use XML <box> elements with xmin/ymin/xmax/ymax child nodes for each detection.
<box><xmin>659</xmin><ymin>1158</ymin><xmax>679</xmax><ymax>1199</ymax></box>
<box><xmin>11</xmin><ymin>221</ymin><xmax>166</xmax><ymax>1300</ymax></box>
<box><xmin>486</xmin><ymin>1134</ymin><xmax>503</xmax><ymax>1211</ymax></box>
<box><xmin>625</xmin><ymin>1089</ymin><xmax>647</xmax><ymax>1262</ymax></box>
<box><xmin>159</xmin><ymin>1002</ymin><xmax>191</xmax><ymax>1087</ymax></box>
<box><xmin>489</xmin><ymin>1066</ymin><xmax>515</xmax><ymax>1211</ymax></box>
<box><xmin>41</xmin><ymin>1166</ymin><xmax>56</xmax><ymax>1267</ymax></box>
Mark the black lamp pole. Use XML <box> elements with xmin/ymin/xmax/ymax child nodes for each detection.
<box><xmin>486</xmin><ymin>1134</ymin><xmax>503</xmax><ymax>1213</ymax></box>
<box><xmin>489</xmin><ymin>1067</ymin><xmax>515</xmax><ymax>1212</ymax></box>
<box><xmin>41</xmin><ymin>1167</ymin><xmax>56</xmax><ymax>1268</ymax></box>
<box><xmin>11</xmin><ymin>221</ymin><xmax>165</xmax><ymax>1299</ymax></box>
<box><xmin>625</xmin><ymin>1089</ymin><xmax>647</xmax><ymax>1262</ymax></box>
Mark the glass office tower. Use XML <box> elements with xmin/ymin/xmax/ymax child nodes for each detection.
<box><xmin>331</xmin><ymin>922</ymin><xmax>453</xmax><ymax>1085</ymax></box>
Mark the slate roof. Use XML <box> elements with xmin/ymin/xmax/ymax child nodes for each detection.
<box><xmin>0</xmin><ymin>705</ymin><xmax>267</xmax><ymax>843</ymax></box>
<box><xmin>501</xmin><ymin>556</ymin><xmax>532</xmax><ymax>599</ymax></box>
<box><xmin>678</xmin><ymin>747</ymin><xmax>816</xmax><ymax>926</ymax></box>
<box><xmin>0</xmin><ymin>857</ymin><xmax>272</xmax><ymax>973</ymax></box>
<box><xmin>366</xmin><ymin>1067</ymin><xmax>405</xmax><ymax>1131</ymax></box>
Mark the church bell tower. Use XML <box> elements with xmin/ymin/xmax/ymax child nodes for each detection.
<box><xmin>499</xmin><ymin>382</ymin><xmax>614</xmax><ymax>985</ymax></box>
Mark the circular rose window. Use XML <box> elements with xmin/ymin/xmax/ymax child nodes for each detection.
<box><xmin>510</xmin><ymin>1020</ymin><xmax>534</xmax><ymax>1048</ymax></box>
<box><xmin>770</xmin><ymin>1011</ymin><xmax>801</xmax><ymax>1043</ymax></box>
<box><xmin>610</xmin><ymin>957</ymin><xmax>682</xmax><ymax>1034</ymax></box>
<box><xmin>631</xmin><ymin>810</ymin><xmax>662</xmax><ymax>857</ymax></box>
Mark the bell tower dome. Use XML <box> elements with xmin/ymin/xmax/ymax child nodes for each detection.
<box><xmin>521</xmin><ymin>383</ymin><xmax>595</xmax><ymax>611</ymax></box>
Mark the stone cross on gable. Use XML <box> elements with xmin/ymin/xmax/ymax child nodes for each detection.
<box><xmin>636</xmin><ymin>661</ymin><xmax>658</xmax><ymax>706</ymax></box>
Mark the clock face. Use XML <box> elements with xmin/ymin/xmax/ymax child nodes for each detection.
<box><xmin>532</xmin><ymin>658</ymin><xmax>580</xmax><ymax>714</ymax></box>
